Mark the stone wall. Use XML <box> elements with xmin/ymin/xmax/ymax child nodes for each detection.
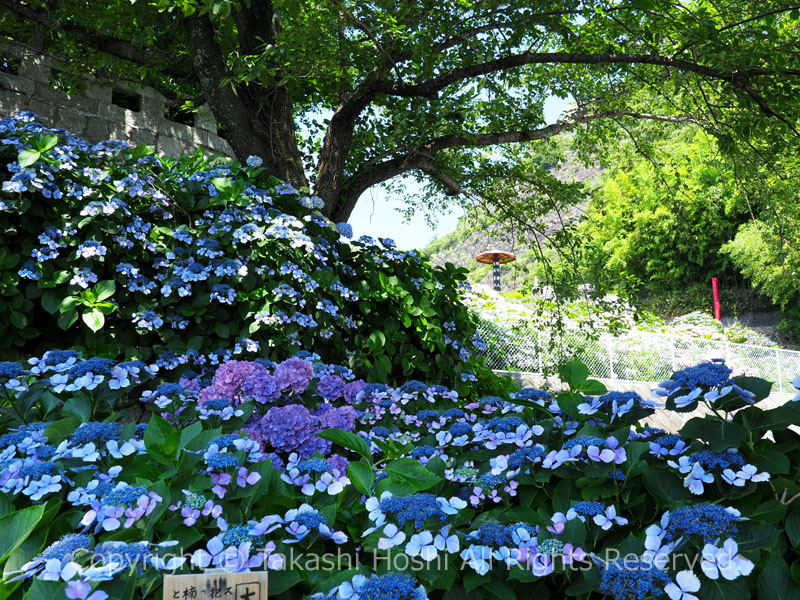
<box><xmin>496</xmin><ymin>370</ymin><xmax>795</xmax><ymax>433</ymax></box>
<box><xmin>0</xmin><ymin>53</ymin><xmax>234</xmax><ymax>158</ymax></box>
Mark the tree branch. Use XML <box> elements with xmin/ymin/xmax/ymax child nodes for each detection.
<box><xmin>329</xmin><ymin>109</ymin><xmax>698</xmax><ymax>221</ymax></box>
<box><xmin>0</xmin><ymin>0</ymin><xmax>192</xmax><ymax>80</ymax></box>
<box><xmin>717</xmin><ymin>6</ymin><xmax>800</xmax><ymax>32</ymax></box>
<box><xmin>371</xmin><ymin>52</ymin><xmax>734</xmax><ymax>99</ymax></box>
<box><xmin>328</xmin><ymin>0</ymin><xmax>405</xmax><ymax>82</ymax></box>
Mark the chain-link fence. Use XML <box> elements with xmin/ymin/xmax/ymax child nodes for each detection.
<box><xmin>475</xmin><ymin>319</ymin><xmax>800</xmax><ymax>393</ymax></box>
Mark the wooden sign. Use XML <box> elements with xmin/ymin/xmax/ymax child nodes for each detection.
<box><xmin>163</xmin><ymin>571</ymin><xmax>268</xmax><ymax>600</ymax></box>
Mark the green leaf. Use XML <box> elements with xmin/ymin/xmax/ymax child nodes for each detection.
<box><xmin>93</xmin><ymin>280</ymin><xmax>116</xmax><ymax>301</ymax></box>
<box><xmin>178</xmin><ymin>421</ymin><xmax>203</xmax><ymax>452</ymax></box>
<box><xmin>384</xmin><ymin>458</ymin><xmax>441</xmax><ymax>491</ymax></box>
<box><xmin>347</xmin><ymin>461</ymin><xmax>375</xmax><ymax>496</ymax></box>
<box><xmin>144</xmin><ymin>414</ymin><xmax>180</xmax><ymax>465</ymax></box>
<box><xmin>732</xmin><ymin>375</ymin><xmax>772</xmax><ymax>403</ymax></box>
<box><xmin>642</xmin><ymin>467</ymin><xmax>692</xmax><ymax>505</ymax></box>
<box><xmin>41</xmin><ymin>290</ymin><xmax>60</xmax><ymax>315</ymax></box>
<box><xmin>697</xmin><ymin>577</ymin><xmax>750</xmax><ymax>600</ymax></box>
<box><xmin>43</xmin><ymin>418</ymin><xmax>80</xmax><ymax>445</ymax></box>
<box><xmin>62</xmin><ymin>395</ymin><xmax>92</xmax><ymax>423</ymax></box>
<box><xmin>559</xmin><ymin>361</ymin><xmax>589</xmax><ymax>388</ymax></box>
<box><xmin>267</xmin><ymin>570</ymin><xmax>302</xmax><ymax>595</ymax></box>
<box><xmin>787</xmin><ymin>508</ymin><xmax>800</xmax><ymax>546</ymax></box>
<box><xmin>9</xmin><ymin>311</ymin><xmax>27</xmax><ymax>329</ymax></box>
<box><xmin>22</xmin><ymin>579</ymin><xmax>64</xmax><ymax>600</ymax></box>
<box><xmin>210</xmin><ymin>177</ymin><xmax>233</xmax><ymax>192</ymax></box>
<box><xmin>81</xmin><ymin>309</ymin><xmax>105</xmax><ymax>332</ymax></box>
<box><xmin>215</xmin><ymin>321</ymin><xmax>230</xmax><ymax>338</ymax></box>
<box><xmin>736</xmin><ymin>522</ymin><xmax>779</xmax><ymax>552</ymax></box>
<box><xmin>758</xmin><ymin>556</ymin><xmax>800</xmax><ymax>600</ymax></box>
<box><xmin>0</xmin><ymin>495</ymin><xmax>11</xmax><ymax>518</ymax></box>
<box><xmin>36</xmin><ymin>134</ymin><xmax>59</xmax><ymax>152</ymax></box>
<box><xmin>556</xmin><ymin>392</ymin><xmax>581</xmax><ymax>417</ymax></box>
<box><xmin>368</xmin><ymin>330</ymin><xmax>386</xmax><ymax>352</ymax></box>
<box><xmin>679</xmin><ymin>417</ymin><xmax>748</xmax><ymax>451</ymax></box>
<box><xmin>479</xmin><ymin>581</ymin><xmax>516</xmax><ymax>600</ymax></box>
<box><xmin>59</xmin><ymin>296</ymin><xmax>81</xmax><ymax>312</ymax></box>
<box><xmin>0</xmin><ymin>505</ymin><xmax>45</xmax><ymax>563</ymax></box>
<box><xmin>17</xmin><ymin>149</ymin><xmax>40</xmax><ymax>168</ymax></box>
<box><xmin>578</xmin><ymin>378</ymin><xmax>607</xmax><ymax>395</ymax></box>
<box><xmin>317</xmin><ymin>429</ymin><xmax>372</xmax><ymax>462</ymax></box>
<box><xmin>57</xmin><ymin>309</ymin><xmax>79</xmax><ymax>330</ymax></box>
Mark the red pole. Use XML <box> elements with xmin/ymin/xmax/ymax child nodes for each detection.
<box><xmin>711</xmin><ymin>277</ymin><xmax>721</xmax><ymax>321</ymax></box>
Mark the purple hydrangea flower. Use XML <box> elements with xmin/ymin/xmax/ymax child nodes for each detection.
<box><xmin>250</xmin><ymin>404</ymin><xmax>328</xmax><ymax>458</ymax></box>
<box><xmin>274</xmin><ymin>358</ymin><xmax>314</xmax><ymax>394</ymax></box>
<box><xmin>316</xmin><ymin>374</ymin><xmax>346</xmax><ymax>401</ymax></box>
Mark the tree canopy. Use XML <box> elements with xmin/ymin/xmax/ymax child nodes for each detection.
<box><xmin>1</xmin><ymin>0</ymin><xmax>799</xmax><ymax>222</ymax></box>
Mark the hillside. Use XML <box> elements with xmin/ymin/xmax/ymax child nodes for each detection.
<box><xmin>422</xmin><ymin>148</ymin><xmax>601</xmax><ymax>289</ymax></box>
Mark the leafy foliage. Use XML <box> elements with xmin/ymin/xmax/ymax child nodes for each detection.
<box><xmin>1</xmin><ymin>349</ymin><xmax>799</xmax><ymax>599</ymax></box>
<box><xmin>2</xmin><ymin>1</ymin><xmax>799</xmax><ymax>221</ymax></box>
<box><xmin>579</xmin><ymin>127</ymin><xmax>753</xmax><ymax>290</ymax></box>
<box><xmin>0</xmin><ymin>113</ymin><xmax>505</xmax><ymax>394</ymax></box>
<box><xmin>722</xmin><ymin>221</ymin><xmax>800</xmax><ymax>335</ymax></box>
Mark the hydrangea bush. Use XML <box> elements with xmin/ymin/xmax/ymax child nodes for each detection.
<box><xmin>0</xmin><ymin>113</ymin><xmax>503</xmax><ymax>394</ymax></box>
<box><xmin>1</xmin><ymin>349</ymin><xmax>799</xmax><ymax>599</ymax></box>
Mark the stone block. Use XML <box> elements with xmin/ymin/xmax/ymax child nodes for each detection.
<box><xmin>18</xmin><ymin>56</ymin><xmax>51</xmax><ymax>83</ymax></box>
<box><xmin>131</xmin><ymin>83</ymin><xmax>165</xmax><ymax>102</ymax></box>
<box><xmin>84</xmin><ymin>119</ymin><xmax>111</xmax><ymax>143</ymax></box>
<box><xmin>56</xmin><ymin>107</ymin><xmax>89</xmax><ymax>136</ymax></box>
<box><xmin>25</xmin><ymin>99</ymin><xmax>58</xmax><ymax>124</ymax></box>
<box><xmin>157</xmin><ymin>135</ymin><xmax>186</xmax><ymax>158</ymax></box>
<box><xmin>124</xmin><ymin>108</ymin><xmax>162</xmax><ymax>134</ymax></box>
<box><xmin>0</xmin><ymin>72</ymin><xmax>34</xmax><ymax>96</ymax></box>
<box><xmin>107</xmin><ymin>119</ymin><xmax>129</xmax><ymax>142</ymax></box>
<box><xmin>0</xmin><ymin>92</ymin><xmax>30</xmax><ymax>116</ymax></box>
<box><xmin>67</xmin><ymin>94</ymin><xmax>100</xmax><ymax>116</ymax></box>
<box><xmin>159</xmin><ymin>120</ymin><xmax>197</xmax><ymax>143</ymax></box>
<box><xmin>33</xmin><ymin>81</ymin><xmax>70</xmax><ymax>105</ymax></box>
<box><xmin>206</xmin><ymin>133</ymin><xmax>234</xmax><ymax>157</ymax></box>
<box><xmin>97</xmin><ymin>102</ymin><xmax>127</xmax><ymax>121</ymax></box>
<box><xmin>129</xmin><ymin>128</ymin><xmax>157</xmax><ymax>147</ymax></box>
<box><xmin>85</xmin><ymin>84</ymin><xmax>111</xmax><ymax>103</ymax></box>
<box><xmin>195</xmin><ymin>104</ymin><xmax>217</xmax><ymax>133</ymax></box>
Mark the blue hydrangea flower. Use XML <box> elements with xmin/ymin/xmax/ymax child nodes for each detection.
<box><xmin>599</xmin><ymin>557</ymin><xmax>671</xmax><ymax>600</ymax></box>
<box><xmin>378</xmin><ymin>494</ymin><xmax>446</xmax><ymax>528</ymax></box>
<box><xmin>664</xmin><ymin>504</ymin><xmax>740</xmax><ymax>543</ymax></box>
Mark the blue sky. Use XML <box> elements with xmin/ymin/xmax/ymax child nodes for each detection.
<box><xmin>347</xmin><ymin>95</ymin><xmax>574</xmax><ymax>250</ymax></box>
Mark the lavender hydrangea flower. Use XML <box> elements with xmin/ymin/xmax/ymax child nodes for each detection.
<box><xmin>274</xmin><ymin>357</ymin><xmax>314</xmax><ymax>394</ymax></box>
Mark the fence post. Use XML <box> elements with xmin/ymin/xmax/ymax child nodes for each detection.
<box><xmin>776</xmin><ymin>347</ymin><xmax>783</xmax><ymax>393</ymax></box>
<box><xmin>608</xmin><ymin>337</ymin><xmax>616</xmax><ymax>379</ymax></box>
<box><xmin>670</xmin><ymin>336</ymin><xmax>678</xmax><ymax>373</ymax></box>
<box><xmin>537</xmin><ymin>329</ymin><xmax>544</xmax><ymax>374</ymax></box>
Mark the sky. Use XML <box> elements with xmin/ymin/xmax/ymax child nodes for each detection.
<box><xmin>347</xmin><ymin>95</ymin><xmax>574</xmax><ymax>250</ymax></box>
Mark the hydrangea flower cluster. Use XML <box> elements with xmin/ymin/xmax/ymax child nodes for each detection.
<box><xmin>653</xmin><ymin>360</ymin><xmax>755</xmax><ymax>408</ymax></box>
<box><xmin>1</xmin><ymin>113</ymin><xmax>495</xmax><ymax>394</ymax></box>
<box><xmin>0</xmin><ymin>331</ymin><xmax>787</xmax><ymax>600</ymax></box>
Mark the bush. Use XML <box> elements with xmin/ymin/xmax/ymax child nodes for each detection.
<box><xmin>722</xmin><ymin>221</ymin><xmax>800</xmax><ymax>330</ymax></box>
<box><xmin>579</xmin><ymin>127</ymin><xmax>752</xmax><ymax>290</ymax></box>
<box><xmin>0</xmin><ymin>113</ymin><xmax>504</xmax><ymax>394</ymax></box>
<box><xmin>1</xmin><ymin>349</ymin><xmax>798</xmax><ymax>599</ymax></box>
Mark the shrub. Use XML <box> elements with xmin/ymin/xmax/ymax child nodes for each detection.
<box><xmin>0</xmin><ymin>113</ymin><xmax>504</xmax><ymax>394</ymax></box>
<box><xmin>1</xmin><ymin>348</ymin><xmax>798</xmax><ymax>599</ymax></box>
<box><xmin>579</xmin><ymin>127</ymin><xmax>752</xmax><ymax>290</ymax></box>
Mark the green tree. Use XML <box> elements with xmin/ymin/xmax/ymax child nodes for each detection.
<box><xmin>580</xmin><ymin>126</ymin><xmax>753</xmax><ymax>289</ymax></box>
<box><xmin>1</xmin><ymin>1</ymin><xmax>799</xmax><ymax>222</ymax></box>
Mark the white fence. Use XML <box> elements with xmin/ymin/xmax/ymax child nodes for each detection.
<box><xmin>475</xmin><ymin>319</ymin><xmax>800</xmax><ymax>394</ymax></box>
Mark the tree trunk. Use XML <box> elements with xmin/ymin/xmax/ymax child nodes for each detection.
<box><xmin>184</xmin><ymin>14</ymin><xmax>307</xmax><ymax>191</ymax></box>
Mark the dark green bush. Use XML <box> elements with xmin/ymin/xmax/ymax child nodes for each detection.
<box><xmin>0</xmin><ymin>113</ymin><xmax>508</xmax><ymax>395</ymax></box>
